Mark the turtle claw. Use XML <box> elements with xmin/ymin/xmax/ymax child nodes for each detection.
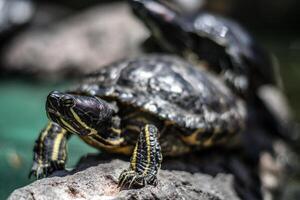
<box><xmin>29</xmin><ymin>161</ymin><xmax>65</xmax><ymax>179</ymax></box>
<box><xmin>29</xmin><ymin>163</ymin><xmax>49</xmax><ymax>179</ymax></box>
<box><xmin>118</xmin><ymin>169</ymin><xmax>157</xmax><ymax>190</ymax></box>
<box><xmin>118</xmin><ymin>169</ymin><xmax>141</xmax><ymax>189</ymax></box>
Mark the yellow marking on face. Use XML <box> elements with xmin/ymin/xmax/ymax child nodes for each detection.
<box><xmin>70</xmin><ymin>108</ymin><xmax>98</xmax><ymax>135</ymax></box>
<box><xmin>142</xmin><ymin>125</ymin><xmax>151</xmax><ymax>176</ymax></box>
<box><xmin>51</xmin><ymin>129</ymin><xmax>66</xmax><ymax>160</ymax></box>
<box><xmin>38</xmin><ymin>122</ymin><xmax>52</xmax><ymax>164</ymax></box>
<box><xmin>180</xmin><ymin>128</ymin><xmax>204</xmax><ymax>145</ymax></box>
<box><xmin>80</xmin><ymin>136</ymin><xmax>105</xmax><ymax>149</ymax></box>
<box><xmin>92</xmin><ymin>134</ymin><xmax>124</xmax><ymax>146</ymax></box>
<box><xmin>80</xmin><ymin>136</ymin><xmax>131</xmax><ymax>155</ymax></box>
<box><xmin>60</xmin><ymin>118</ymin><xmax>78</xmax><ymax>134</ymax></box>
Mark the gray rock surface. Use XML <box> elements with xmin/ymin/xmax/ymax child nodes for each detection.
<box><xmin>8</xmin><ymin>159</ymin><xmax>240</xmax><ymax>200</ymax></box>
<box><xmin>0</xmin><ymin>0</ymin><xmax>35</xmax><ymax>34</ymax></box>
<box><xmin>2</xmin><ymin>2</ymin><xmax>148</xmax><ymax>80</ymax></box>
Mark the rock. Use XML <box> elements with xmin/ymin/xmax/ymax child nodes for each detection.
<box><xmin>29</xmin><ymin>3</ymin><xmax>73</xmax><ymax>27</ymax></box>
<box><xmin>0</xmin><ymin>0</ymin><xmax>35</xmax><ymax>37</ymax></box>
<box><xmin>2</xmin><ymin>2</ymin><xmax>148</xmax><ymax>80</ymax></box>
<box><xmin>8</xmin><ymin>158</ymin><xmax>240</xmax><ymax>200</ymax></box>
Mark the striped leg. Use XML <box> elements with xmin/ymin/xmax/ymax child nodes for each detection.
<box><xmin>29</xmin><ymin>122</ymin><xmax>71</xmax><ymax>179</ymax></box>
<box><xmin>118</xmin><ymin>124</ymin><xmax>162</xmax><ymax>189</ymax></box>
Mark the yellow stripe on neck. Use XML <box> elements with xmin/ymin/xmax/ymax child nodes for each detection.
<box><xmin>38</xmin><ymin>122</ymin><xmax>53</xmax><ymax>164</ymax></box>
<box><xmin>92</xmin><ymin>134</ymin><xmax>124</xmax><ymax>146</ymax></box>
<box><xmin>51</xmin><ymin>129</ymin><xmax>66</xmax><ymax>160</ymax></box>
<box><xmin>60</xmin><ymin>118</ymin><xmax>77</xmax><ymax>134</ymax></box>
<box><xmin>130</xmin><ymin>142</ymin><xmax>138</xmax><ymax>170</ymax></box>
<box><xmin>70</xmin><ymin>108</ymin><xmax>97</xmax><ymax>135</ymax></box>
<box><xmin>143</xmin><ymin>125</ymin><xmax>151</xmax><ymax>175</ymax></box>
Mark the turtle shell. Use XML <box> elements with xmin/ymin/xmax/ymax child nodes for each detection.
<box><xmin>76</xmin><ymin>55</ymin><xmax>245</xmax><ymax>130</ymax></box>
<box><xmin>185</xmin><ymin>12</ymin><xmax>278</xmax><ymax>87</ymax></box>
<box><xmin>129</xmin><ymin>0</ymin><xmax>279</xmax><ymax>94</ymax></box>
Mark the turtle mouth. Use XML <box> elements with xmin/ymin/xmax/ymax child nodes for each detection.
<box><xmin>47</xmin><ymin>107</ymin><xmax>60</xmax><ymax>117</ymax></box>
<box><xmin>46</xmin><ymin>98</ymin><xmax>60</xmax><ymax>121</ymax></box>
<box><xmin>46</xmin><ymin>95</ymin><xmax>62</xmax><ymax>122</ymax></box>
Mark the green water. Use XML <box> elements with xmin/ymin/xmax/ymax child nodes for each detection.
<box><xmin>0</xmin><ymin>79</ymin><xmax>97</xmax><ymax>199</ymax></box>
<box><xmin>0</xmin><ymin>32</ymin><xmax>299</xmax><ymax>199</ymax></box>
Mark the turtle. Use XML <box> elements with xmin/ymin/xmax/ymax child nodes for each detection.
<box><xmin>128</xmin><ymin>0</ymin><xmax>299</xmax><ymax>144</ymax></box>
<box><xmin>29</xmin><ymin>55</ymin><xmax>246</xmax><ymax>189</ymax></box>
<box><xmin>128</xmin><ymin>0</ymin><xmax>280</xmax><ymax>97</ymax></box>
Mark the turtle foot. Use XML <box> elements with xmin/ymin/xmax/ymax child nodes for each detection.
<box><xmin>118</xmin><ymin>169</ymin><xmax>157</xmax><ymax>190</ymax></box>
<box><xmin>29</xmin><ymin>160</ymin><xmax>65</xmax><ymax>179</ymax></box>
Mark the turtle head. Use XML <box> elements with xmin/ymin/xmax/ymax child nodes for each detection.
<box><xmin>129</xmin><ymin>0</ymin><xmax>190</xmax><ymax>53</ymax></box>
<box><xmin>129</xmin><ymin>0</ymin><xmax>176</xmax><ymax>23</ymax></box>
<box><xmin>46</xmin><ymin>91</ymin><xmax>114</xmax><ymax>136</ymax></box>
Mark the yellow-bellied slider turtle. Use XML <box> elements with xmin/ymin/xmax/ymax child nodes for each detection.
<box><xmin>129</xmin><ymin>0</ymin><xmax>279</xmax><ymax>97</ymax></box>
<box><xmin>129</xmin><ymin>0</ymin><xmax>299</xmax><ymax>143</ymax></box>
<box><xmin>30</xmin><ymin>55</ymin><xmax>246</xmax><ymax>189</ymax></box>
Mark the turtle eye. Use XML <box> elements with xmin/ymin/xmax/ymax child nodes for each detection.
<box><xmin>61</xmin><ymin>96</ymin><xmax>75</xmax><ymax>107</ymax></box>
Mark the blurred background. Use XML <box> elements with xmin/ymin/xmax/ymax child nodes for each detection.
<box><xmin>0</xmin><ymin>0</ymin><xmax>299</xmax><ymax>199</ymax></box>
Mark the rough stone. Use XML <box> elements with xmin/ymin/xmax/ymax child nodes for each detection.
<box><xmin>2</xmin><ymin>2</ymin><xmax>148</xmax><ymax>80</ymax></box>
<box><xmin>0</xmin><ymin>0</ymin><xmax>35</xmax><ymax>36</ymax></box>
<box><xmin>8</xmin><ymin>159</ymin><xmax>240</xmax><ymax>200</ymax></box>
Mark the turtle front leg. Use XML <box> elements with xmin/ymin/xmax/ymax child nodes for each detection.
<box><xmin>29</xmin><ymin>122</ymin><xmax>71</xmax><ymax>179</ymax></box>
<box><xmin>118</xmin><ymin>124</ymin><xmax>162</xmax><ymax>189</ymax></box>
